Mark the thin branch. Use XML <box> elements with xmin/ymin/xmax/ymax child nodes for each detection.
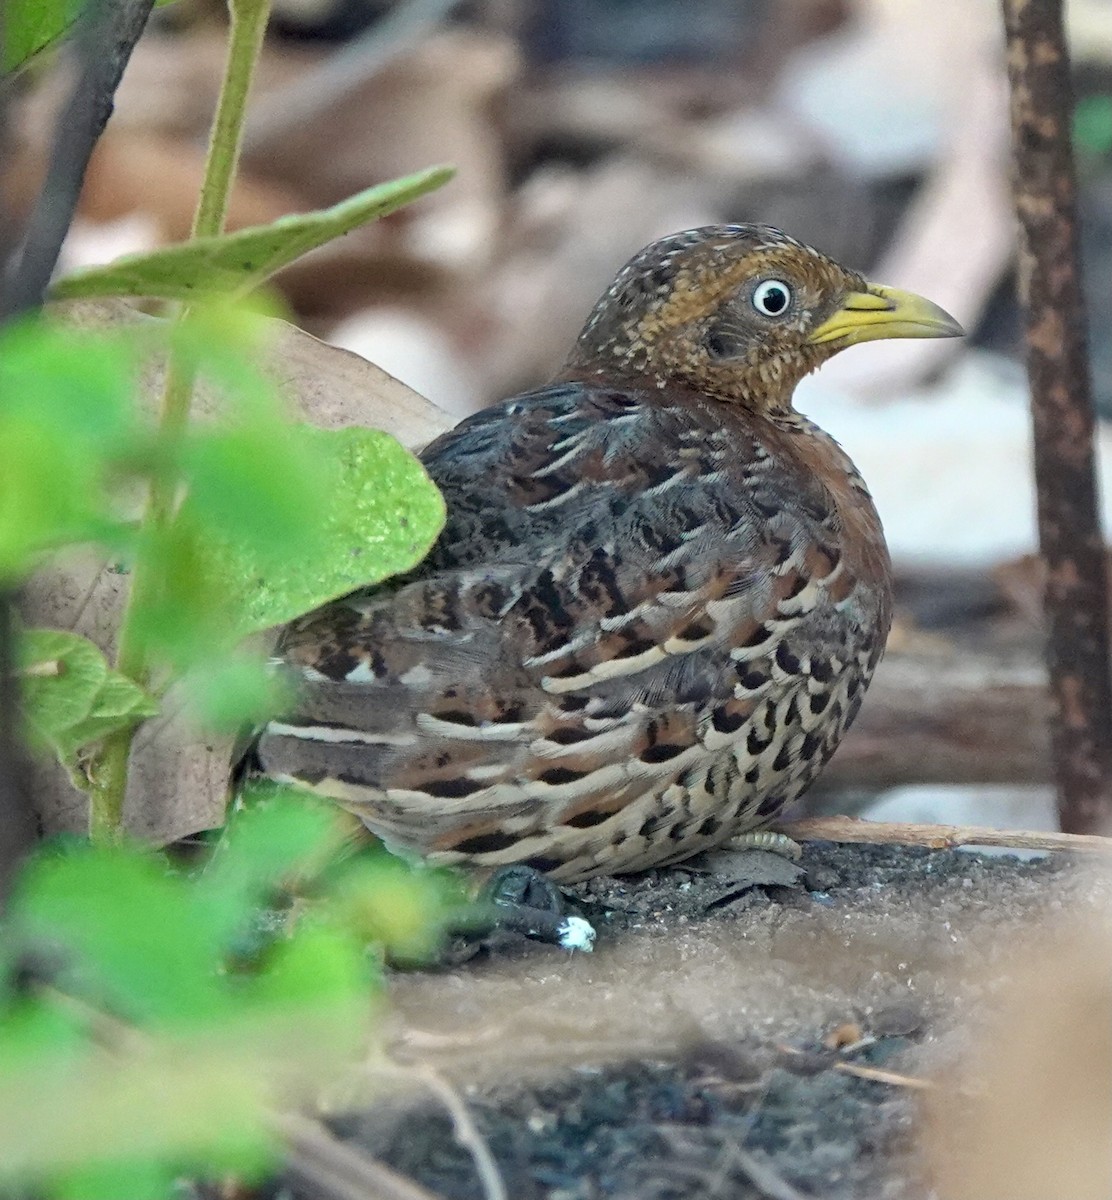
<box><xmin>775</xmin><ymin>815</ymin><xmax>1112</xmax><ymax>855</ymax></box>
<box><xmin>656</xmin><ymin>1126</ymin><xmax>809</xmax><ymax>1200</ymax></box>
<box><xmin>88</xmin><ymin>0</ymin><xmax>273</xmax><ymax>837</ymax></box>
<box><xmin>2</xmin><ymin>0</ymin><xmax>156</xmax><ymax>318</ymax></box>
<box><xmin>191</xmin><ymin>0</ymin><xmax>271</xmax><ymax>239</ymax></box>
<box><xmin>726</xmin><ymin>1146</ymin><xmax>810</xmax><ymax>1200</ymax></box>
<box><xmin>372</xmin><ymin>1063</ymin><xmax>507</xmax><ymax>1200</ymax></box>
<box><xmin>1001</xmin><ymin>0</ymin><xmax>1112</xmax><ymax>834</ymax></box>
<box><xmin>773</xmin><ymin>1044</ymin><xmax>934</xmax><ymax>1092</ymax></box>
<box><xmin>274</xmin><ymin>1113</ymin><xmax>444</xmax><ymax>1200</ymax></box>
<box><xmin>829</xmin><ymin>1062</ymin><xmax>934</xmax><ymax>1090</ymax></box>
<box><xmin>406</xmin><ymin>1066</ymin><xmax>507</xmax><ymax>1200</ymax></box>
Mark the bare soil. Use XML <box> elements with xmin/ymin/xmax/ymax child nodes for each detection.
<box><xmin>286</xmin><ymin>842</ymin><xmax>1110</xmax><ymax>1200</ymax></box>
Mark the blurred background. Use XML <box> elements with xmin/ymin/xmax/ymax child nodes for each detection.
<box><xmin>8</xmin><ymin>0</ymin><xmax>1112</xmax><ymax>831</ymax></box>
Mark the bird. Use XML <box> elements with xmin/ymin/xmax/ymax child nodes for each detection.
<box><xmin>252</xmin><ymin>225</ymin><xmax>962</xmax><ymax>883</ymax></box>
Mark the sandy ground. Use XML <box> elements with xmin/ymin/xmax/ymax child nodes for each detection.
<box><xmin>278</xmin><ymin>842</ymin><xmax>1111</xmax><ymax>1199</ymax></box>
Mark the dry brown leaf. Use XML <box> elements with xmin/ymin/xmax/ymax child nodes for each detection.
<box><xmin>22</xmin><ymin>299</ymin><xmax>454</xmax><ymax>842</ymax></box>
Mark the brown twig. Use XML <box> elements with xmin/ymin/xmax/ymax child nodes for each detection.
<box><xmin>775</xmin><ymin>815</ymin><xmax>1112</xmax><ymax>855</ymax></box>
<box><xmin>774</xmin><ymin>1044</ymin><xmax>934</xmax><ymax>1092</ymax></box>
<box><xmin>831</xmin><ymin>1062</ymin><xmax>934</xmax><ymax>1091</ymax></box>
<box><xmin>273</xmin><ymin>1113</ymin><xmax>444</xmax><ymax>1200</ymax></box>
<box><xmin>372</xmin><ymin>1063</ymin><xmax>507</xmax><ymax>1200</ymax></box>
<box><xmin>656</xmin><ymin>1125</ymin><xmax>809</xmax><ymax>1200</ymax></box>
<box><xmin>1001</xmin><ymin>0</ymin><xmax>1112</xmax><ymax>834</ymax></box>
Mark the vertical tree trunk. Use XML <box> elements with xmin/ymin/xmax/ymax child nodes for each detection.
<box><xmin>1002</xmin><ymin>0</ymin><xmax>1112</xmax><ymax>833</ymax></box>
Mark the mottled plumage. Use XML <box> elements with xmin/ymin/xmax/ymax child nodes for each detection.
<box><xmin>253</xmin><ymin>225</ymin><xmax>961</xmax><ymax>881</ymax></box>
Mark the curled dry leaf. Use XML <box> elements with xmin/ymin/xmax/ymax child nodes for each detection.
<box><xmin>22</xmin><ymin>298</ymin><xmax>455</xmax><ymax>843</ymax></box>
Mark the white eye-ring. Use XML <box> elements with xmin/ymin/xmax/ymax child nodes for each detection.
<box><xmin>752</xmin><ymin>279</ymin><xmax>793</xmax><ymax>317</ymax></box>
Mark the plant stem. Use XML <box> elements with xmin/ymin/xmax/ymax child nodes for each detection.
<box><xmin>192</xmin><ymin>0</ymin><xmax>273</xmax><ymax>241</ymax></box>
<box><xmin>0</xmin><ymin>589</ymin><xmax>38</xmax><ymax>899</ymax></box>
<box><xmin>89</xmin><ymin>0</ymin><xmax>274</xmax><ymax>840</ymax></box>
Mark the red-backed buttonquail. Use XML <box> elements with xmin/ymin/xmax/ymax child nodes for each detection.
<box><xmin>253</xmin><ymin>225</ymin><xmax>962</xmax><ymax>882</ymax></box>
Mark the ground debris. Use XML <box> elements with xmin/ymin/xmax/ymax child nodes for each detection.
<box><xmin>277</xmin><ymin>842</ymin><xmax>1108</xmax><ymax>1200</ymax></box>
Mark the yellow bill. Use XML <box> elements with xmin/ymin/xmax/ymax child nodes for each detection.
<box><xmin>809</xmin><ymin>285</ymin><xmax>963</xmax><ymax>347</ymax></box>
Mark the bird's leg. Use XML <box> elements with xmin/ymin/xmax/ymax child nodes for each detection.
<box><xmin>725</xmin><ymin>830</ymin><xmax>803</xmax><ymax>860</ymax></box>
<box><xmin>483</xmin><ymin>865</ymin><xmax>596</xmax><ymax>951</ymax></box>
<box><xmin>444</xmin><ymin>865</ymin><xmax>596</xmax><ymax>952</ymax></box>
<box><xmin>485</xmin><ymin>863</ymin><xmax>565</xmax><ymax>912</ymax></box>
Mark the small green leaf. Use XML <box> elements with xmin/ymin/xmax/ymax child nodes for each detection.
<box><xmin>204</xmin><ymin>425</ymin><xmax>446</xmax><ymax>639</ymax></box>
<box><xmin>52</xmin><ymin>167</ymin><xmax>455</xmax><ymax>302</ymax></box>
<box><xmin>0</xmin><ymin>315</ymin><xmax>138</xmax><ymax>444</ymax></box>
<box><xmin>199</xmin><ymin>786</ymin><xmax>346</xmax><ymax>947</ymax></box>
<box><xmin>20</xmin><ymin>631</ymin><xmax>158</xmax><ymax>764</ymax></box>
<box><xmin>249</xmin><ymin>924</ymin><xmax>371</xmax><ymax>1017</ymax></box>
<box><xmin>0</xmin><ymin>416</ymin><xmax>117</xmax><ymax>579</ymax></box>
<box><xmin>2</xmin><ymin>0</ymin><xmax>82</xmax><ymax>75</ymax></box>
<box><xmin>50</xmin><ymin>1159</ymin><xmax>177</xmax><ymax>1200</ymax></box>
<box><xmin>2</xmin><ymin>0</ymin><xmax>174</xmax><ymax>77</ymax></box>
<box><xmin>0</xmin><ymin>320</ymin><xmax>141</xmax><ymax>579</ymax></box>
<box><xmin>68</xmin><ymin>671</ymin><xmax>161</xmax><ymax>752</ymax></box>
<box><xmin>11</xmin><ymin>847</ymin><xmax>227</xmax><ymax>1026</ymax></box>
<box><xmin>181</xmin><ymin>422</ymin><xmax>329</xmax><ymax>561</ymax></box>
<box><xmin>180</xmin><ymin>655</ymin><xmax>292</xmax><ymax>733</ymax></box>
<box><xmin>327</xmin><ymin>854</ymin><xmax>461</xmax><ymax>961</ymax></box>
<box><xmin>0</xmin><ymin>999</ymin><xmax>85</xmax><ymax>1078</ymax></box>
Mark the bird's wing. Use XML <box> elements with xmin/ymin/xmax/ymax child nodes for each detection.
<box><xmin>254</xmin><ymin>382</ymin><xmax>883</xmax><ymax>870</ymax></box>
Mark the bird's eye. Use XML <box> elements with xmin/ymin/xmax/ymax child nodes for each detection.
<box><xmin>752</xmin><ymin>279</ymin><xmax>792</xmax><ymax>317</ymax></box>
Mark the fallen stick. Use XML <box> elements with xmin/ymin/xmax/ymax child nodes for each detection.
<box><xmin>774</xmin><ymin>816</ymin><xmax>1112</xmax><ymax>856</ymax></box>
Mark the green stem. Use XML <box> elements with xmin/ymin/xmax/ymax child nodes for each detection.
<box><xmin>87</xmin><ymin>0</ymin><xmax>273</xmax><ymax>842</ymax></box>
<box><xmin>192</xmin><ymin>0</ymin><xmax>272</xmax><ymax>240</ymax></box>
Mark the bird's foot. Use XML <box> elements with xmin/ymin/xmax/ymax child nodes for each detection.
<box><xmin>724</xmin><ymin>830</ymin><xmax>803</xmax><ymax>861</ymax></box>
<box><xmin>483</xmin><ymin>865</ymin><xmax>596</xmax><ymax>951</ymax></box>
<box><xmin>443</xmin><ymin>865</ymin><xmax>595</xmax><ymax>954</ymax></box>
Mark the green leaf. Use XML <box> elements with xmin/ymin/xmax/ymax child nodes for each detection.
<box><xmin>0</xmin><ymin>417</ymin><xmax>100</xmax><ymax>578</ymax></box>
<box><xmin>203</xmin><ymin>425</ymin><xmax>446</xmax><ymax>639</ymax></box>
<box><xmin>50</xmin><ymin>1159</ymin><xmax>177</xmax><ymax>1200</ymax></box>
<box><xmin>126</xmin><ymin>512</ymin><xmax>233</xmax><ymax>669</ymax></box>
<box><xmin>326</xmin><ymin>854</ymin><xmax>462</xmax><ymax>962</ymax></box>
<box><xmin>249</xmin><ymin>924</ymin><xmax>370</xmax><ymax>1018</ymax></box>
<box><xmin>0</xmin><ymin>318</ymin><xmax>138</xmax><ymax>444</ymax></box>
<box><xmin>0</xmin><ymin>319</ymin><xmax>141</xmax><ymax>579</ymax></box>
<box><xmin>20</xmin><ymin>631</ymin><xmax>158</xmax><ymax>764</ymax></box>
<box><xmin>199</xmin><ymin>786</ymin><xmax>346</xmax><ymax>948</ymax></box>
<box><xmin>2</xmin><ymin>0</ymin><xmax>174</xmax><ymax>76</ymax></box>
<box><xmin>180</xmin><ymin>422</ymin><xmax>329</xmax><ymax>561</ymax></box>
<box><xmin>11</xmin><ymin>847</ymin><xmax>227</xmax><ymax>1025</ymax></box>
<box><xmin>52</xmin><ymin>167</ymin><xmax>455</xmax><ymax>302</ymax></box>
<box><xmin>70</xmin><ymin>671</ymin><xmax>160</xmax><ymax>751</ymax></box>
<box><xmin>2</xmin><ymin>0</ymin><xmax>82</xmax><ymax>75</ymax></box>
<box><xmin>0</xmin><ymin>998</ymin><xmax>85</xmax><ymax>1078</ymax></box>
<box><xmin>180</xmin><ymin>655</ymin><xmax>293</xmax><ymax>734</ymax></box>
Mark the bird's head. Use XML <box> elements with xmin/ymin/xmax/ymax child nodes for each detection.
<box><xmin>563</xmin><ymin>225</ymin><xmax>963</xmax><ymax>409</ymax></box>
